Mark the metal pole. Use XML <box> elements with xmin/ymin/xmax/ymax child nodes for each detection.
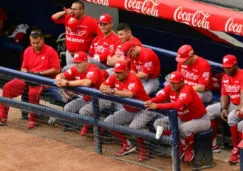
<box><xmin>92</xmin><ymin>97</ymin><xmax>102</xmax><ymax>154</ymax></box>
<box><xmin>168</xmin><ymin>110</ymin><xmax>180</xmax><ymax>171</ymax></box>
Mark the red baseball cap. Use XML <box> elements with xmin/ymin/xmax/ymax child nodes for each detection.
<box><xmin>97</xmin><ymin>14</ymin><xmax>112</xmax><ymax>24</ymax></box>
<box><xmin>222</xmin><ymin>54</ymin><xmax>237</xmax><ymax>68</ymax></box>
<box><xmin>120</xmin><ymin>41</ymin><xmax>135</xmax><ymax>57</ymax></box>
<box><xmin>73</xmin><ymin>51</ymin><xmax>88</xmax><ymax>63</ymax></box>
<box><xmin>176</xmin><ymin>44</ymin><xmax>194</xmax><ymax>63</ymax></box>
<box><xmin>169</xmin><ymin>71</ymin><xmax>184</xmax><ymax>83</ymax></box>
<box><xmin>113</xmin><ymin>61</ymin><xmax>129</xmax><ymax>72</ymax></box>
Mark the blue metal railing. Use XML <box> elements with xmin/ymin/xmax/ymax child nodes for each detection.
<box><xmin>0</xmin><ymin>66</ymin><xmax>180</xmax><ymax>171</ymax></box>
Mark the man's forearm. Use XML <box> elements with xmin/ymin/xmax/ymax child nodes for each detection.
<box><xmin>193</xmin><ymin>85</ymin><xmax>206</xmax><ymax>93</ymax></box>
<box><xmin>52</xmin><ymin>11</ymin><xmax>66</xmax><ymax>20</ymax></box>
<box><xmin>40</xmin><ymin>68</ymin><xmax>60</xmax><ymax>76</ymax></box>
<box><xmin>220</xmin><ymin>95</ymin><xmax>230</xmax><ymax>110</ymax></box>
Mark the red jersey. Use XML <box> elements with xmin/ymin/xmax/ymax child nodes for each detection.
<box><xmin>103</xmin><ymin>72</ymin><xmax>150</xmax><ymax>112</ymax></box>
<box><xmin>221</xmin><ymin>69</ymin><xmax>243</xmax><ymax>105</ymax></box>
<box><xmin>177</xmin><ymin>56</ymin><xmax>211</xmax><ymax>88</ymax></box>
<box><xmin>151</xmin><ymin>84</ymin><xmax>206</xmax><ymax>121</ymax></box>
<box><xmin>21</xmin><ymin>44</ymin><xmax>61</xmax><ymax>78</ymax></box>
<box><xmin>130</xmin><ymin>47</ymin><xmax>160</xmax><ymax>79</ymax></box>
<box><xmin>63</xmin><ymin>64</ymin><xmax>106</xmax><ymax>101</ymax></box>
<box><xmin>110</xmin><ymin>36</ymin><xmax>142</xmax><ymax>57</ymax></box>
<box><xmin>52</xmin><ymin>14</ymin><xmax>100</xmax><ymax>53</ymax></box>
<box><xmin>89</xmin><ymin>32</ymin><xmax>119</xmax><ymax>63</ymax></box>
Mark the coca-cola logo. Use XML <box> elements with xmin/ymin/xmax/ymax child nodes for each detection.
<box><xmin>85</xmin><ymin>0</ymin><xmax>109</xmax><ymax>6</ymax></box>
<box><xmin>174</xmin><ymin>7</ymin><xmax>211</xmax><ymax>30</ymax></box>
<box><xmin>225</xmin><ymin>18</ymin><xmax>243</xmax><ymax>35</ymax></box>
<box><xmin>124</xmin><ymin>0</ymin><xmax>160</xmax><ymax>17</ymax></box>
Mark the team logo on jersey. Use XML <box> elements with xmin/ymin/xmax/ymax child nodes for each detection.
<box><xmin>41</xmin><ymin>56</ymin><xmax>45</xmax><ymax>60</ymax></box>
<box><xmin>75</xmin><ymin>76</ymin><xmax>81</xmax><ymax>80</ymax></box>
<box><xmin>202</xmin><ymin>72</ymin><xmax>210</xmax><ymax>78</ymax></box>
<box><xmin>179</xmin><ymin>93</ymin><xmax>187</xmax><ymax>100</ymax></box>
<box><xmin>115</xmin><ymin>84</ymin><xmax>120</xmax><ymax>88</ymax></box>
<box><xmin>128</xmin><ymin>83</ymin><xmax>135</xmax><ymax>90</ymax></box>
<box><xmin>87</xmin><ymin>71</ymin><xmax>94</xmax><ymax>78</ymax></box>
<box><xmin>144</xmin><ymin>61</ymin><xmax>152</xmax><ymax>69</ymax></box>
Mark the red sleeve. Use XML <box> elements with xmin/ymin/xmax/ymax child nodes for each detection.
<box><xmin>198</xmin><ymin>63</ymin><xmax>211</xmax><ymax>86</ymax></box>
<box><xmin>21</xmin><ymin>49</ymin><xmax>29</xmax><ymax>69</ymax></box>
<box><xmin>151</xmin><ymin>85</ymin><xmax>170</xmax><ymax>103</ymax></box>
<box><xmin>85</xmin><ymin>67</ymin><xmax>99</xmax><ymax>85</ymax></box>
<box><xmin>240</xmin><ymin>76</ymin><xmax>243</xmax><ymax>92</ymax></box>
<box><xmin>141</xmin><ymin>50</ymin><xmax>157</xmax><ymax>75</ymax></box>
<box><xmin>177</xmin><ymin>63</ymin><xmax>181</xmax><ymax>72</ymax></box>
<box><xmin>63</xmin><ymin>67</ymin><xmax>76</xmax><ymax>80</ymax></box>
<box><xmin>48</xmin><ymin>48</ymin><xmax>61</xmax><ymax>70</ymax></box>
<box><xmin>126</xmin><ymin>78</ymin><xmax>140</xmax><ymax>96</ymax></box>
<box><xmin>98</xmin><ymin>47</ymin><xmax>110</xmax><ymax>62</ymax></box>
<box><xmin>130</xmin><ymin>59</ymin><xmax>137</xmax><ymax>73</ymax></box>
<box><xmin>103</xmin><ymin>74</ymin><xmax>116</xmax><ymax>88</ymax></box>
<box><xmin>221</xmin><ymin>76</ymin><xmax>228</xmax><ymax>96</ymax></box>
<box><xmin>157</xmin><ymin>87</ymin><xmax>192</xmax><ymax>110</ymax></box>
<box><xmin>88</xmin><ymin>37</ymin><xmax>96</xmax><ymax>57</ymax></box>
<box><xmin>110</xmin><ymin>41</ymin><xmax>120</xmax><ymax>56</ymax></box>
<box><xmin>51</xmin><ymin>16</ymin><xmax>65</xmax><ymax>24</ymax></box>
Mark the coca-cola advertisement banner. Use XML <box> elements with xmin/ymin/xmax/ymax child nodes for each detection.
<box><xmin>83</xmin><ymin>0</ymin><xmax>243</xmax><ymax>35</ymax></box>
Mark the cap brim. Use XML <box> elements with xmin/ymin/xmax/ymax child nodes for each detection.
<box><xmin>97</xmin><ymin>21</ymin><xmax>110</xmax><ymax>24</ymax></box>
<box><xmin>113</xmin><ymin>68</ymin><xmax>125</xmax><ymax>72</ymax></box>
<box><xmin>169</xmin><ymin>80</ymin><xmax>181</xmax><ymax>83</ymax></box>
<box><xmin>221</xmin><ymin>64</ymin><xmax>234</xmax><ymax>68</ymax></box>
<box><xmin>175</xmin><ymin>56</ymin><xmax>188</xmax><ymax>63</ymax></box>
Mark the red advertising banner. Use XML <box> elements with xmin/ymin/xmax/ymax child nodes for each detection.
<box><xmin>83</xmin><ymin>0</ymin><xmax>243</xmax><ymax>35</ymax></box>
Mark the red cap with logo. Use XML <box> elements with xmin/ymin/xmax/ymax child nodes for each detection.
<box><xmin>169</xmin><ymin>71</ymin><xmax>184</xmax><ymax>83</ymax></box>
<box><xmin>113</xmin><ymin>61</ymin><xmax>129</xmax><ymax>72</ymax></box>
<box><xmin>176</xmin><ymin>44</ymin><xmax>194</xmax><ymax>63</ymax></box>
<box><xmin>67</xmin><ymin>17</ymin><xmax>79</xmax><ymax>32</ymax></box>
<box><xmin>73</xmin><ymin>51</ymin><xmax>88</xmax><ymax>63</ymax></box>
<box><xmin>97</xmin><ymin>14</ymin><xmax>112</xmax><ymax>24</ymax></box>
<box><xmin>120</xmin><ymin>41</ymin><xmax>135</xmax><ymax>57</ymax></box>
<box><xmin>222</xmin><ymin>54</ymin><xmax>237</xmax><ymax>68</ymax></box>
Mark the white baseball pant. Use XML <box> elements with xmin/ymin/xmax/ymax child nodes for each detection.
<box><xmin>104</xmin><ymin>109</ymin><xmax>156</xmax><ymax>129</ymax></box>
<box><xmin>178</xmin><ymin>114</ymin><xmax>210</xmax><ymax>139</ymax></box>
<box><xmin>79</xmin><ymin>99</ymin><xmax>113</xmax><ymax>116</ymax></box>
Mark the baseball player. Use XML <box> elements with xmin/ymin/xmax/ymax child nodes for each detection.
<box><xmin>206</xmin><ymin>54</ymin><xmax>243</xmax><ymax>164</ymax></box>
<box><xmin>100</xmin><ymin>61</ymin><xmax>156</xmax><ymax>162</ymax></box>
<box><xmin>55</xmin><ymin>51</ymin><xmax>108</xmax><ymax>133</ymax></box>
<box><xmin>0</xmin><ymin>29</ymin><xmax>61</xmax><ymax>128</ymax></box>
<box><xmin>51</xmin><ymin>1</ymin><xmax>100</xmax><ymax>70</ymax></box>
<box><xmin>106</xmin><ymin>23</ymin><xmax>142</xmax><ymax>73</ymax></box>
<box><xmin>145</xmin><ymin>71</ymin><xmax>210</xmax><ymax>163</ymax></box>
<box><xmin>175</xmin><ymin>44</ymin><xmax>212</xmax><ymax>103</ymax></box>
<box><xmin>119</xmin><ymin>41</ymin><xmax>161</xmax><ymax>95</ymax></box>
<box><xmin>88</xmin><ymin>14</ymin><xmax>119</xmax><ymax>69</ymax></box>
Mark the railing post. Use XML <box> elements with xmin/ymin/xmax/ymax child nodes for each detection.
<box><xmin>92</xmin><ymin>97</ymin><xmax>102</xmax><ymax>154</ymax></box>
<box><xmin>168</xmin><ymin>110</ymin><xmax>180</xmax><ymax>171</ymax></box>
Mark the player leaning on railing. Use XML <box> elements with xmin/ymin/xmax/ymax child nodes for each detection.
<box><xmin>145</xmin><ymin>71</ymin><xmax>210</xmax><ymax>163</ymax></box>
